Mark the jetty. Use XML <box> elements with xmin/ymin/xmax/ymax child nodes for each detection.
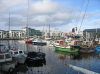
<box><xmin>66</xmin><ymin>64</ymin><xmax>99</xmax><ymax>74</ymax></box>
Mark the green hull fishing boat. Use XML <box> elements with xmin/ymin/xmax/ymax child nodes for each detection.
<box><xmin>55</xmin><ymin>46</ymin><xmax>79</xmax><ymax>53</ymax></box>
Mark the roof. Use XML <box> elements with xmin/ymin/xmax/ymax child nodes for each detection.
<box><xmin>83</xmin><ymin>28</ymin><xmax>100</xmax><ymax>32</ymax></box>
<box><xmin>10</xmin><ymin>30</ymin><xmax>23</xmax><ymax>31</ymax></box>
<box><xmin>0</xmin><ymin>30</ymin><xmax>5</xmax><ymax>31</ymax></box>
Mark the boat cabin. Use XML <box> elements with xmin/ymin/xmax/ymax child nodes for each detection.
<box><xmin>9</xmin><ymin>49</ymin><xmax>24</xmax><ymax>58</ymax></box>
<box><xmin>56</xmin><ymin>40</ymin><xmax>64</xmax><ymax>45</ymax></box>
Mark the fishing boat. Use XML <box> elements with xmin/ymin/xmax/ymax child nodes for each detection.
<box><xmin>80</xmin><ymin>47</ymin><xmax>95</xmax><ymax>53</ymax></box>
<box><xmin>80</xmin><ymin>41</ymin><xmax>95</xmax><ymax>53</ymax></box>
<box><xmin>54</xmin><ymin>39</ymin><xmax>80</xmax><ymax>53</ymax></box>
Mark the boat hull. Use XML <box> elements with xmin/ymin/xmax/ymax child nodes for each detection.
<box><xmin>33</xmin><ymin>42</ymin><xmax>47</xmax><ymax>46</ymax></box>
<box><xmin>25</xmin><ymin>40</ymin><xmax>32</xmax><ymax>44</ymax></box>
<box><xmin>95</xmin><ymin>46</ymin><xmax>100</xmax><ymax>52</ymax></box>
<box><xmin>80</xmin><ymin>49</ymin><xmax>94</xmax><ymax>53</ymax></box>
<box><xmin>55</xmin><ymin>46</ymin><xmax>79</xmax><ymax>53</ymax></box>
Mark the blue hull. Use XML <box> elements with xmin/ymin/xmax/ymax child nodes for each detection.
<box><xmin>95</xmin><ymin>46</ymin><xmax>100</xmax><ymax>52</ymax></box>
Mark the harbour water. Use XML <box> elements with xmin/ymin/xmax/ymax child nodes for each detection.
<box><xmin>0</xmin><ymin>40</ymin><xmax>100</xmax><ymax>74</ymax></box>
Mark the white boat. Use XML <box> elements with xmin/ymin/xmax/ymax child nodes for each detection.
<box><xmin>9</xmin><ymin>48</ymin><xmax>26</xmax><ymax>58</ymax></box>
<box><xmin>0</xmin><ymin>52</ymin><xmax>16</xmax><ymax>72</ymax></box>
<box><xmin>0</xmin><ymin>44</ymin><xmax>12</xmax><ymax>63</ymax></box>
<box><xmin>9</xmin><ymin>48</ymin><xmax>27</xmax><ymax>64</ymax></box>
<box><xmin>32</xmin><ymin>38</ymin><xmax>47</xmax><ymax>46</ymax></box>
<box><xmin>0</xmin><ymin>52</ymin><xmax>16</xmax><ymax>73</ymax></box>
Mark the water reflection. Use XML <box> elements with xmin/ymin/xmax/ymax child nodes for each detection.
<box><xmin>55</xmin><ymin>50</ymin><xmax>81</xmax><ymax>60</ymax></box>
<box><xmin>14</xmin><ymin>63</ymin><xmax>28</xmax><ymax>73</ymax></box>
<box><xmin>25</xmin><ymin>51</ymin><xmax>46</xmax><ymax>67</ymax></box>
<box><xmin>25</xmin><ymin>58</ymin><xmax>46</xmax><ymax>67</ymax></box>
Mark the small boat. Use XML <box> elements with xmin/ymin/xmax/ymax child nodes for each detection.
<box><xmin>55</xmin><ymin>45</ymin><xmax>79</xmax><ymax>53</ymax></box>
<box><xmin>0</xmin><ymin>53</ymin><xmax>16</xmax><ymax>73</ymax></box>
<box><xmin>0</xmin><ymin>52</ymin><xmax>16</xmax><ymax>73</ymax></box>
<box><xmin>25</xmin><ymin>51</ymin><xmax>46</xmax><ymax>66</ymax></box>
<box><xmin>9</xmin><ymin>48</ymin><xmax>27</xmax><ymax>64</ymax></box>
<box><xmin>0</xmin><ymin>44</ymin><xmax>12</xmax><ymax>63</ymax></box>
<box><xmin>95</xmin><ymin>45</ymin><xmax>100</xmax><ymax>52</ymax></box>
<box><xmin>32</xmin><ymin>38</ymin><xmax>47</xmax><ymax>46</ymax></box>
<box><xmin>9</xmin><ymin>48</ymin><xmax>26</xmax><ymax>58</ymax></box>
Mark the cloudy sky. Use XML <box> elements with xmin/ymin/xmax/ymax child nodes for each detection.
<box><xmin>0</xmin><ymin>0</ymin><xmax>100</xmax><ymax>32</ymax></box>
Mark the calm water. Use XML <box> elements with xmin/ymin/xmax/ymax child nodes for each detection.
<box><xmin>0</xmin><ymin>40</ymin><xmax>100</xmax><ymax>74</ymax></box>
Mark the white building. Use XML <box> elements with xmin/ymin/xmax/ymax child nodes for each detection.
<box><xmin>0</xmin><ymin>30</ymin><xmax>9</xmax><ymax>39</ymax></box>
<box><xmin>0</xmin><ymin>30</ymin><xmax>4</xmax><ymax>38</ymax></box>
<box><xmin>43</xmin><ymin>29</ymin><xmax>65</xmax><ymax>39</ymax></box>
<box><xmin>9</xmin><ymin>30</ymin><xmax>25</xmax><ymax>38</ymax></box>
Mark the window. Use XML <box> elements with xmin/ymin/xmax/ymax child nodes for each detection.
<box><xmin>19</xmin><ymin>51</ymin><xmax>23</xmax><ymax>54</ymax></box>
<box><xmin>14</xmin><ymin>52</ymin><xmax>18</xmax><ymax>54</ymax></box>
<box><xmin>5</xmin><ymin>54</ymin><xmax>11</xmax><ymax>59</ymax></box>
<box><xmin>0</xmin><ymin>54</ymin><xmax>4</xmax><ymax>59</ymax></box>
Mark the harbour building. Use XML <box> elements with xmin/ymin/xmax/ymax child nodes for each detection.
<box><xmin>83</xmin><ymin>28</ymin><xmax>100</xmax><ymax>41</ymax></box>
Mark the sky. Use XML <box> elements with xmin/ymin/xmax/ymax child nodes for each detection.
<box><xmin>0</xmin><ymin>0</ymin><xmax>100</xmax><ymax>32</ymax></box>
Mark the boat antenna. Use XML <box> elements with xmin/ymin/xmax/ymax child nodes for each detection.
<box><xmin>78</xmin><ymin>0</ymin><xmax>90</xmax><ymax>33</ymax></box>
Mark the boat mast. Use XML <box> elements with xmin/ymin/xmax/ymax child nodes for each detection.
<box><xmin>96</xmin><ymin>28</ymin><xmax>97</xmax><ymax>40</ymax></box>
<box><xmin>78</xmin><ymin>0</ymin><xmax>89</xmax><ymax>33</ymax></box>
<box><xmin>26</xmin><ymin>0</ymin><xmax>30</xmax><ymax>52</ymax></box>
<box><xmin>8</xmin><ymin>12</ymin><xmax>11</xmax><ymax>35</ymax></box>
<box><xmin>26</xmin><ymin>0</ymin><xmax>29</xmax><ymax>39</ymax></box>
<box><xmin>42</xmin><ymin>24</ymin><xmax>45</xmax><ymax>39</ymax></box>
<box><xmin>8</xmin><ymin>11</ymin><xmax>11</xmax><ymax>49</ymax></box>
<box><xmin>49</xmin><ymin>24</ymin><xmax>50</xmax><ymax>38</ymax></box>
